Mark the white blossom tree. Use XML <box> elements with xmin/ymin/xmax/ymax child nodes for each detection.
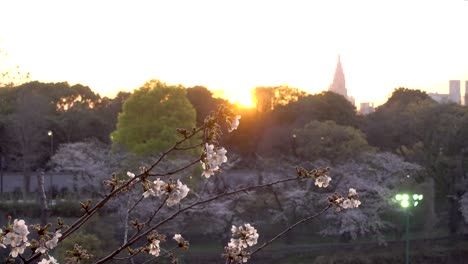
<box><xmin>0</xmin><ymin>105</ymin><xmax>361</xmax><ymax>264</ymax></box>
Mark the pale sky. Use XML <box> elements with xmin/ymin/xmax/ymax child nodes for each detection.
<box><xmin>1</xmin><ymin>0</ymin><xmax>467</xmax><ymax>108</ymax></box>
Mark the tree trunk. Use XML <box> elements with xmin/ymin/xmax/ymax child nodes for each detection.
<box><xmin>21</xmin><ymin>157</ymin><xmax>30</xmax><ymax>200</ymax></box>
<box><xmin>123</xmin><ymin>193</ymin><xmax>135</xmax><ymax>264</ymax></box>
<box><xmin>38</xmin><ymin>170</ymin><xmax>49</xmax><ymax>225</ymax></box>
<box><xmin>448</xmin><ymin>154</ymin><xmax>464</xmax><ymax>235</ymax></box>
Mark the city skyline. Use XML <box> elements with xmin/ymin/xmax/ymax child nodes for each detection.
<box><xmin>1</xmin><ymin>0</ymin><xmax>467</xmax><ymax>108</ymax></box>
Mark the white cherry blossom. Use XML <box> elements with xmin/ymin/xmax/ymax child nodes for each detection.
<box><xmin>148</xmin><ymin>239</ymin><xmax>160</xmax><ymax>256</ymax></box>
<box><xmin>143</xmin><ymin>179</ymin><xmax>190</xmax><ymax>206</ymax></box>
<box><xmin>173</xmin><ymin>234</ymin><xmax>183</xmax><ymax>243</ymax></box>
<box><xmin>201</xmin><ymin>144</ymin><xmax>228</xmax><ymax>178</ymax></box>
<box><xmin>38</xmin><ymin>256</ymin><xmax>59</xmax><ymax>264</ymax></box>
<box><xmin>166</xmin><ymin>180</ymin><xmax>190</xmax><ymax>207</ymax></box>
<box><xmin>45</xmin><ymin>230</ymin><xmax>62</xmax><ymax>249</ymax></box>
<box><xmin>228</xmin><ymin>115</ymin><xmax>241</xmax><ymax>132</ymax></box>
<box><xmin>314</xmin><ymin>175</ymin><xmax>332</xmax><ymax>188</ymax></box>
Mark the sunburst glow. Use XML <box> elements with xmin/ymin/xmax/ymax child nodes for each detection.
<box><xmin>0</xmin><ymin>1</ymin><xmax>467</xmax><ymax>107</ymax></box>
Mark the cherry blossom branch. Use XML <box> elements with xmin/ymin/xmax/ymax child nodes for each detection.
<box><xmin>96</xmin><ymin>176</ymin><xmax>300</xmax><ymax>263</ymax></box>
<box><xmin>110</xmin><ymin>247</ymin><xmax>145</xmax><ymax>260</ymax></box>
<box><xmin>250</xmin><ymin>204</ymin><xmax>331</xmax><ymax>256</ymax></box>
<box><xmin>140</xmin><ymin>246</ymin><xmax>178</xmax><ymax>264</ymax></box>
<box><xmin>61</xmin><ymin>126</ymin><xmax>203</xmax><ymax>236</ymax></box>
<box><xmin>24</xmin><ymin>128</ymin><xmax>203</xmax><ymax>263</ymax></box>
<box><xmin>146</xmin><ymin>126</ymin><xmax>204</xmax><ymax>173</ymax></box>
<box><xmin>128</xmin><ymin>196</ymin><xmax>145</xmax><ymax>214</ymax></box>
<box><xmin>174</xmin><ymin>142</ymin><xmax>204</xmax><ymax>151</ymax></box>
<box><xmin>148</xmin><ymin>158</ymin><xmax>201</xmax><ymax>177</ymax></box>
<box><xmin>129</xmin><ymin>197</ymin><xmax>169</xmax><ymax>242</ymax></box>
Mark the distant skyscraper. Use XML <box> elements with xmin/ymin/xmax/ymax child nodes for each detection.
<box><xmin>465</xmin><ymin>80</ymin><xmax>468</xmax><ymax>106</ymax></box>
<box><xmin>359</xmin><ymin>102</ymin><xmax>374</xmax><ymax>115</ymax></box>
<box><xmin>329</xmin><ymin>55</ymin><xmax>347</xmax><ymax>98</ymax></box>
<box><xmin>449</xmin><ymin>80</ymin><xmax>461</xmax><ymax>104</ymax></box>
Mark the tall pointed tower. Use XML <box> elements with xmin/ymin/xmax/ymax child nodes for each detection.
<box><xmin>328</xmin><ymin>55</ymin><xmax>348</xmax><ymax>98</ymax></box>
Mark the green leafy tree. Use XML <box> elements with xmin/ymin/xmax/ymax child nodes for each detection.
<box><xmin>293</xmin><ymin>120</ymin><xmax>373</xmax><ymax>163</ymax></box>
<box><xmin>111</xmin><ymin>80</ymin><xmax>197</xmax><ymax>156</ymax></box>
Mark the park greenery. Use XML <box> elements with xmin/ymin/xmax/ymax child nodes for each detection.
<box><xmin>0</xmin><ymin>63</ymin><xmax>468</xmax><ymax>262</ymax></box>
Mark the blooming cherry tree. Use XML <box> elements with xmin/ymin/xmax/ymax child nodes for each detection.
<box><xmin>0</xmin><ymin>105</ymin><xmax>361</xmax><ymax>264</ymax></box>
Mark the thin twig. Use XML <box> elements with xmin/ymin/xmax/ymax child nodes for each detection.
<box><xmin>174</xmin><ymin>142</ymin><xmax>203</xmax><ymax>151</ymax></box>
<box><xmin>250</xmin><ymin>204</ymin><xmax>331</xmax><ymax>255</ymax></box>
<box><xmin>147</xmin><ymin>127</ymin><xmax>204</xmax><ymax>173</ymax></box>
<box><xmin>128</xmin><ymin>196</ymin><xmax>145</xmax><ymax>214</ymax></box>
<box><xmin>129</xmin><ymin>197</ymin><xmax>169</xmax><ymax>242</ymax></box>
<box><xmin>111</xmin><ymin>247</ymin><xmax>145</xmax><ymax>260</ymax></box>
<box><xmin>148</xmin><ymin>158</ymin><xmax>201</xmax><ymax>177</ymax></box>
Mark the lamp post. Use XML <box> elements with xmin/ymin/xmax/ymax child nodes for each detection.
<box><xmin>47</xmin><ymin>131</ymin><xmax>54</xmax><ymax>197</ymax></box>
<box><xmin>47</xmin><ymin>130</ymin><xmax>53</xmax><ymax>156</ymax></box>
<box><xmin>395</xmin><ymin>193</ymin><xmax>424</xmax><ymax>264</ymax></box>
<box><xmin>291</xmin><ymin>134</ymin><xmax>297</xmax><ymax>157</ymax></box>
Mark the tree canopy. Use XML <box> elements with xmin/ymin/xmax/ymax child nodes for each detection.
<box><xmin>111</xmin><ymin>80</ymin><xmax>197</xmax><ymax>156</ymax></box>
<box><xmin>362</xmin><ymin>87</ymin><xmax>437</xmax><ymax>152</ymax></box>
<box><xmin>186</xmin><ymin>86</ymin><xmax>227</xmax><ymax>126</ymax></box>
<box><xmin>293</xmin><ymin>120</ymin><xmax>373</xmax><ymax>162</ymax></box>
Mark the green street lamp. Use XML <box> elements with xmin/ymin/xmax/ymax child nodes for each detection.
<box><xmin>395</xmin><ymin>192</ymin><xmax>423</xmax><ymax>264</ymax></box>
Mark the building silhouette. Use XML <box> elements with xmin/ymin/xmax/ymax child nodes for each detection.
<box><xmin>465</xmin><ymin>81</ymin><xmax>468</xmax><ymax>106</ymax></box>
<box><xmin>359</xmin><ymin>102</ymin><xmax>375</xmax><ymax>115</ymax></box>
<box><xmin>449</xmin><ymin>80</ymin><xmax>461</xmax><ymax>104</ymax></box>
<box><xmin>428</xmin><ymin>80</ymin><xmax>463</xmax><ymax>104</ymax></box>
<box><xmin>428</xmin><ymin>92</ymin><xmax>450</xmax><ymax>104</ymax></box>
<box><xmin>328</xmin><ymin>55</ymin><xmax>354</xmax><ymax>105</ymax></box>
<box><xmin>329</xmin><ymin>55</ymin><xmax>347</xmax><ymax>97</ymax></box>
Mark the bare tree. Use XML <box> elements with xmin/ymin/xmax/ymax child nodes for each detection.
<box><xmin>8</xmin><ymin>91</ymin><xmax>50</xmax><ymax>198</ymax></box>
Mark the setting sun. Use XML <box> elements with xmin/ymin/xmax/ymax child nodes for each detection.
<box><xmin>229</xmin><ymin>93</ymin><xmax>255</xmax><ymax>109</ymax></box>
<box><xmin>212</xmin><ymin>89</ymin><xmax>255</xmax><ymax>108</ymax></box>
<box><xmin>1</xmin><ymin>1</ymin><xmax>467</xmax><ymax>107</ymax></box>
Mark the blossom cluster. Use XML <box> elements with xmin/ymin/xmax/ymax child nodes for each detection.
<box><xmin>0</xmin><ymin>218</ymin><xmax>64</xmax><ymax>262</ymax></box>
<box><xmin>142</xmin><ymin>178</ymin><xmax>190</xmax><ymax>206</ymax></box>
<box><xmin>34</xmin><ymin>229</ymin><xmax>62</xmax><ymax>254</ymax></box>
<box><xmin>328</xmin><ymin>188</ymin><xmax>361</xmax><ymax>211</ymax></box>
<box><xmin>200</xmin><ymin>108</ymin><xmax>240</xmax><ymax>178</ymax></box>
<box><xmin>145</xmin><ymin>232</ymin><xmax>166</xmax><ymax>257</ymax></box>
<box><xmin>223</xmin><ymin>223</ymin><xmax>259</xmax><ymax>263</ymax></box>
<box><xmin>148</xmin><ymin>239</ymin><xmax>160</xmax><ymax>256</ymax></box>
<box><xmin>0</xmin><ymin>219</ymin><xmax>30</xmax><ymax>257</ymax></box>
<box><xmin>38</xmin><ymin>256</ymin><xmax>59</xmax><ymax>264</ymax></box>
<box><xmin>201</xmin><ymin>143</ymin><xmax>228</xmax><ymax>178</ymax></box>
<box><xmin>342</xmin><ymin>188</ymin><xmax>361</xmax><ymax>209</ymax></box>
<box><xmin>296</xmin><ymin>166</ymin><xmax>332</xmax><ymax>188</ymax></box>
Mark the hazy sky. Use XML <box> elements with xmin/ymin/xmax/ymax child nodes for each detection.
<box><xmin>1</xmin><ymin>0</ymin><xmax>467</xmax><ymax>107</ymax></box>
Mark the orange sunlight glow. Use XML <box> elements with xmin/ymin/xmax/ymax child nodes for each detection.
<box><xmin>1</xmin><ymin>1</ymin><xmax>467</xmax><ymax>108</ymax></box>
<box><xmin>231</xmin><ymin>95</ymin><xmax>255</xmax><ymax>108</ymax></box>
<box><xmin>212</xmin><ymin>89</ymin><xmax>255</xmax><ymax>108</ymax></box>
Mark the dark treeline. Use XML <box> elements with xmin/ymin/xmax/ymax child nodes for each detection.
<box><xmin>1</xmin><ymin>81</ymin><xmax>468</xmax><ymax>236</ymax></box>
